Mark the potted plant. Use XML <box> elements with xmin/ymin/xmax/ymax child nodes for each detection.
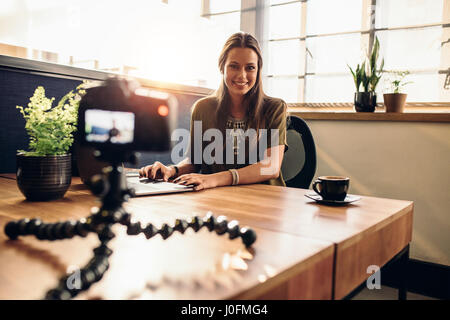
<box><xmin>16</xmin><ymin>84</ymin><xmax>86</xmax><ymax>201</ymax></box>
<box><xmin>383</xmin><ymin>71</ymin><xmax>412</xmax><ymax>113</ymax></box>
<box><xmin>348</xmin><ymin>37</ymin><xmax>384</xmax><ymax>112</ymax></box>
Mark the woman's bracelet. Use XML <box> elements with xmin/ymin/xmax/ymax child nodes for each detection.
<box><xmin>228</xmin><ymin>169</ymin><xmax>239</xmax><ymax>186</ymax></box>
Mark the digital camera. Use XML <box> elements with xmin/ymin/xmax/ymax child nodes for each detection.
<box><xmin>77</xmin><ymin>77</ymin><xmax>177</xmax><ymax>154</ymax></box>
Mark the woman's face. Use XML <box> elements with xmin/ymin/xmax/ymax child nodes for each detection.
<box><xmin>223</xmin><ymin>47</ymin><xmax>259</xmax><ymax>100</ymax></box>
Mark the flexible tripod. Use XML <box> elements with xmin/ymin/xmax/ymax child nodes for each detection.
<box><xmin>4</xmin><ymin>152</ymin><xmax>257</xmax><ymax>300</ymax></box>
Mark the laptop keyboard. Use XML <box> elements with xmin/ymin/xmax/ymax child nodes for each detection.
<box><xmin>127</xmin><ymin>179</ymin><xmax>192</xmax><ymax>191</ymax></box>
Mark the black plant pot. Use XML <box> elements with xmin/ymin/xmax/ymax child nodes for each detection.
<box><xmin>16</xmin><ymin>153</ymin><xmax>72</xmax><ymax>201</ymax></box>
<box><xmin>354</xmin><ymin>92</ymin><xmax>377</xmax><ymax>112</ymax></box>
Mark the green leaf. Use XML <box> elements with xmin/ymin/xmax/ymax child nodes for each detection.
<box><xmin>364</xmin><ymin>36</ymin><xmax>384</xmax><ymax>92</ymax></box>
<box><xmin>388</xmin><ymin>70</ymin><xmax>413</xmax><ymax>93</ymax></box>
<box><xmin>17</xmin><ymin>83</ymin><xmax>88</xmax><ymax>156</ymax></box>
<box><xmin>348</xmin><ymin>64</ymin><xmax>360</xmax><ymax>92</ymax></box>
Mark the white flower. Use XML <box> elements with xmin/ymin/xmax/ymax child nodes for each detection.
<box><xmin>365</xmin><ymin>57</ymin><xmax>371</xmax><ymax>78</ymax></box>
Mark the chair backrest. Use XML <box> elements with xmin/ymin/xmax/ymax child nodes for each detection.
<box><xmin>281</xmin><ymin>115</ymin><xmax>317</xmax><ymax>189</ymax></box>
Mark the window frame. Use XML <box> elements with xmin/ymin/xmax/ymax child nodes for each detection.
<box><xmin>260</xmin><ymin>0</ymin><xmax>450</xmax><ymax>104</ymax></box>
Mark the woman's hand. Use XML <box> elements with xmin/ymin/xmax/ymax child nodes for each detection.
<box><xmin>139</xmin><ymin>162</ymin><xmax>176</xmax><ymax>181</ymax></box>
<box><xmin>173</xmin><ymin>173</ymin><xmax>219</xmax><ymax>191</ymax></box>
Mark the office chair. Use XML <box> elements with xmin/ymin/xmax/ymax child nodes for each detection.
<box><xmin>281</xmin><ymin>115</ymin><xmax>317</xmax><ymax>189</ymax></box>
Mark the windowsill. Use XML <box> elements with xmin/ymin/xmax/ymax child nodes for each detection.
<box><xmin>288</xmin><ymin>103</ymin><xmax>450</xmax><ymax>122</ymax></box>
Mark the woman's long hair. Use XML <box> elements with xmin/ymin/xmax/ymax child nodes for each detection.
<box><xmin>215</xmin><ymin>32</ymin><xmax>267</xmax><ymax>133</ymax></box>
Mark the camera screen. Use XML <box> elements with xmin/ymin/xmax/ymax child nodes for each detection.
<box><xmin>85</xmin><ymin>109</ymin><xmax>135</xmax><ymax>144</ymax></box>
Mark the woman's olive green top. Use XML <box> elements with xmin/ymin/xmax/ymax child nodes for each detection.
<box><xmin>186</xmin><ymin>95</ymin><xmax>288</xmax><ymax>186</ymax></box>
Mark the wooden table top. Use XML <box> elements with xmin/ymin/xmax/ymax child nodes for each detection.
<box><xmin>0</xmin><ymin>174</ymin><xmax>413</xmax><ymax>299</ymax></box>
<box><xmin>122</xmin><ymin>180</ymin><xmax>413</xmax><ymax>299</ymax></box>
<box><xmin>0</xmin><ymin>176</ymin><xmax>334</xmax><ymax>300</ymax></box>
<box><xmin>139</xmin><ymin>181</ymin><xmax>413</xmax><ymax>299</ymax></box>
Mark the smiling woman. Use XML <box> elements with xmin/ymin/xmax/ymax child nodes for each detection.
<box><xmin>223</xmin><ymin>48</ymin><xmax>258</xmax><ymax>112</ymax></box>
<box><xmin>139</xmin><ymin>32</ymin><xmax>288</xmax><ymax>191</ymax></box>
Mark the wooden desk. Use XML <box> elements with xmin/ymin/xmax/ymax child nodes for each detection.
<box><xmin>0</xmin><ymin>175</ymin><xmax>413</xmax><ymax>300</ymax></box>
<box><xmin>0</xmin><ymin>176</ymin><xmax>334</xmax><ymax>300</ymax></box>
<box><xmin>137</xmin><ymin>183</ymin><xmax>413</xmax><ymax>299</ymax></box>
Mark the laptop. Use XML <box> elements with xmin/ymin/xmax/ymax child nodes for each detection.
<box><xmin>76</xmin><ymin>144</ymin><xmax>194</xmax><ymax>196</ymax></box>
<box><xmin>125</xmin><ymin>172</ymin><xmax>194</xmax><ymax>196</ymax></box>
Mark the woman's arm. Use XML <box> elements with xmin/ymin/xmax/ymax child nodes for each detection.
<box><xmin>230</xmin><ymin>144</ymin><xmax>285</xmax><ymax>184</ymax></box>
<box><xmin>139</xmin><ymin>157</ymin><xmax>198</xmax><ymax>180</ymax></box>
<box><xmin>173</xmin><ymin>157</ymin><xmax>198</xmax><ymax>177</ymax></box>
<box><xmin>174</xmin><ymin>144</ymin><xmax>285</xmax><ymax>190</ymax></box>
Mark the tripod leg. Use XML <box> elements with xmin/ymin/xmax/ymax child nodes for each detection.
<box><xmin>122</xmin><ymin>213</ymin><xmax>257</xmax><ymax>248</ymax></box>
<box><xmin>45</xmin><ymin>245</ymin><xmax>112</xmax><ymax>300</ymax></box>
<box><xmin>45</xmin><ymin>226</ymin><xmax>114</xmax><ymax>300</ymax></box>
<box><xmin>4</xmin><ymin>218</ymin><xmax>92</xmax><ymax>241</ymax></box>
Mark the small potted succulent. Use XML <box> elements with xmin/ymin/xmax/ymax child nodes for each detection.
<box><xmin>16</xmin><ymin>83</ymin><xmax>86</xmax><ymax>201</ymax></box>
<box><xmin>348</xmin><ymin>37</ymin><xmax>384</xmax><ymax>112</ymax></box>
<box><xmin>383</xmin><ymin>71</ymin><xmax>412</xmax><ymax>113</ymax></box>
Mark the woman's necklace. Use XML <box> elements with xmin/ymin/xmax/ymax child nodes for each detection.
<box><xmin>226</xmin><ymin>117</ymin><xmax>247</xmax><ymax>156</ymax></box>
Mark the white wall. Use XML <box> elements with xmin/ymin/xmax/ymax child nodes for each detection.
<box><xmin>305</xmin><ymin>119</ymin><xmax>450</xmax><ymax>266</ymax></box>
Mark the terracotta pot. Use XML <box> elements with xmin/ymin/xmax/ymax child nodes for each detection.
<box><xmin>16</xmin><ymin>153</ymin><xmax>72</xmax><ymax>201</ymax></box>
<box><xmin>383</xmin><ymin>93</ymin><xmax>407</xmax><ymax>113</ymax></box>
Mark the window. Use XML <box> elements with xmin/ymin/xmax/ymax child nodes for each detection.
<box><xmin>1</xmin><ymin>0</ymin><xmax>448</xmax><ymax>103</ymax></box>
<box><xmin>263</xmin><ymin>0</ymin><xmax>449</xmax><ymax>103</ymax></box>
<box><xmin>374</xmin><ymin>0</ymin><xmax>448</xmax><ymax>102</ymax></box>
<box><xmin>201</xmin><ymin>0</ymin><xmax>243</xmax><ymax>88</ymax></box>
<box><xmin>0</xmin><ymin>0</ymin><xmax>241</xmax><ymax>89</ymax></box>
<box><xmin>268</xmin><ymin>2</ymin><xmax>302</xmax><ymax>39</ymax></box>
<box><xmin>375</xmin><ymin>0</ymin><xmax>443</xmax><ymax>28</ymax></box>
<box><xmin>208</xmin><ymin>0</ymin><xmax>241</xmax><ymax>14</ymax></box>
<box><xmin>306</xmin><ymin>0</ymin><xmax>362</xmax><ymax>35</ymax></box>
